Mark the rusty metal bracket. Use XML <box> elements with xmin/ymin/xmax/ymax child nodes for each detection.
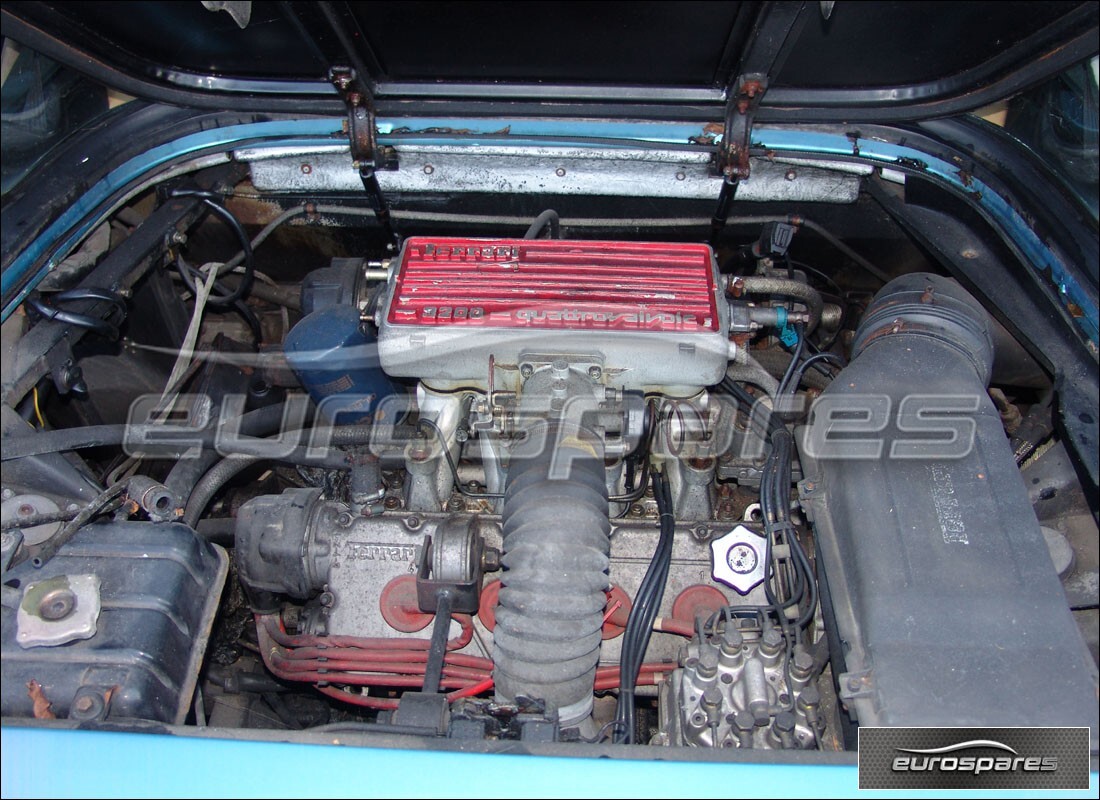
<box><xmin>710</xmin><ymin>2</ymin><xmax>808</xmax><ymax>245</ymax></box>
<box><xmin>717</xmin><ymin>73</ymin><xmax>768</xmax><ymax>182</ymax></box>
<box><xmin>328</xmin><ymin>65</ymin><xmax>400</xmax><ymax>251</ymax></box>
<box><xmin>710</xmin><ymin>73</ymin><xmax>767</xmax><ymax>244</ymax></box>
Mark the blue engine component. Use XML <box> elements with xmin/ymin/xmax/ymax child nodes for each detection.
<box><xmin>284</xmin><ymin>304</ymin><xmax>399</xmax><ymax>422</ymax></box>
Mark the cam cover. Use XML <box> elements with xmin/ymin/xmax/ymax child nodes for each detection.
<box><xmin>377</xmin><ymin>237</ymin><xmax>731</xmax><ymax>391</ymax></box>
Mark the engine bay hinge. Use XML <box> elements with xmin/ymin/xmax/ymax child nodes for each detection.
<box><xmin>717</xmin><ymin>72</ymin><xmax>768</xmax><ymax>183</ymax></box>
<box><xmin>710</xmin><ymin>73</ymin><xmax>768</xmax><ymax>244</ymax></box>
<box><xmin>328</xmin><ymin>65</ymin><xmax>400</xmax><ymax>251</ymax></box>
<box><xmin>711</xmin><ymin>1</ymin><xmax>809</xmax><ymax>244</ymax></box>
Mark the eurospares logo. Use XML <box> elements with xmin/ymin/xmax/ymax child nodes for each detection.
<box><xmin>893</xmin><ymin>739</ymin><xmax>1057</xmax><ymax>774</ymax></box>
<box><xmin>858</xmin><ymin>727</ymin><xmax>1090</xmax><ymax>789</ymax></box>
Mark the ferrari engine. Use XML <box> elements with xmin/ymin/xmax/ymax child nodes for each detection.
<box><xmin>232</xmin><ymin>234</ymin><xmax>831</xmax><ymax>741</ymax></box>
<box><xmin>227</xmin><ymin>232</ymin><xmax>1095</xmax><ymax>745</ymax></box>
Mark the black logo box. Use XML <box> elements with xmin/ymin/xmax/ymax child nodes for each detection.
<box><xmin>858</xmin><ymin>727</ymin><xmax>1091</xmax><ymax>790</ymax></box>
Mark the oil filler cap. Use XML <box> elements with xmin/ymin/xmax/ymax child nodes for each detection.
<box><xmin>710</xmin><ymin>525</ymin><xmax>768</xmax><ymax>595</ymax></box>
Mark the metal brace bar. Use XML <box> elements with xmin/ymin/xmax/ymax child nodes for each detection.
<box><xmin>328</xmin><ymin>65</ymin><xmax>400</xmax><ymax>251</ymax></box>
<box><xmin>710</xmin><ymin>74</ymin><xmax>768</xmax><ymax>244</ymax></box>
<box><xmin>711</xmin><ymin>2</ymin><xmax>809</xmax><ymax>245</ymax></box>
<box><xmin>717</xmin><ymin>74</ymin><xmax>769</xmax><ymax>183</ymax></box>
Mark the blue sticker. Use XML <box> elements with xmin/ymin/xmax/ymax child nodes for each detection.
<box><xmin>775</xmin><ymin>306</ymin><xmax>799</xmax><ymax>347</ymax></box>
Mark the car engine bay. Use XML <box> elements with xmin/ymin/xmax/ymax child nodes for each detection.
<box><xmin>2</xmin><ymin>146</ymin><xmax>1097</xmax><ymax>755</ymax></box>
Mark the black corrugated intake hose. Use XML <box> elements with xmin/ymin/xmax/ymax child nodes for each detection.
<box><xmin>492</xmin><ymin>422</ymin><xmax>610</xmax><ymax>726</ymax></box>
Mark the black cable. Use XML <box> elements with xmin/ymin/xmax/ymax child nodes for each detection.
<box><xmin>610</xmin><ymin>399</ymin><xmax>659</xmax><ymax>503</ymax></box>
<box><xmin>46</xmin><ymin>287</ymin><xmax>127</xmax><ymax>309</ymax></box>
<box><xmin>763</xmin><ymin>430</ymin><xmax>816</xmax><ymax>631</ymax></box>
<box><xmin>416</xmin><ymin>418</ymin><xmax>505</xmax><ymax>500</ymax></box>
<box><xmin>787</xmin><ymin>260</ymin><xmax>842</xmax><ymax>296</ymax></box>
<box><xmin>581</xmin><ymin>719</ymin><xmax>628</xmax><ymax>744</ymax></box>
<box><xmin>614</xmin><ymin>470</ymin><xmax>675</xmax><ymax>744</ymax></box>
<box><xmin>719</xmin><ymin>215</ymin><xmax>890</xmax><ymax>283</ymax></box>
<box><xmin>4</xmin><ymin>403</ymin><xmax>318</xmax><ymax>462</ymax></box>
<box><xmin>719</xmin><ymin>378</ymin><xmax>784</xmax><ymax>438</ymax></box>
<box><xmin>182</xmin><ymin>425</ymin><xmax>373</xmax><ymax>526</ymax></box>
<box><xmin>760</xmin><ymin>441</ymin><xmax>804</xmax><ymax>613</ymax></box>
<box><xmin>776</xmin><ymin>323</ymin><xmax>806</xmax><ymax>400</ymax></box>
<box><xmin>26</xmin><ymin>287</ymin><xmax>127</xmax><ymax>339</ymax></box>
<box><xmin>523</xmin><ymin>209</ymin><xmax>561</xmax><ymax>240</ymax></box>
<box><xmin>611</xmin><ymin>458</ymin><xmax>651</xmax><ymax>503</ymax></box>
<box><xmin>26</xmin><ymin>481</ymin><xmax>131</xmax><ymax>570</ymax></box>
<box><xmin>165</xmin><ymin>401</ymin><xmax>315</xmax><ymax>498</ymax></box>
<box><xmin>1</xmin><ymin>509</ymin><xmax>79</xmax><ymax>531</ymax></box>
<box><xmin>306</xmin><ymin>721</ymin><xmax>443</xmax><ymax>737</ymax></box>
<box><xmin>790</xmin><ymin>528</ymin><xmax>818</xmax><ymax>629</ymax></box>
<box><xmin>169</xmin><ymin>189</ymin><xmax>255</xmax><ymax>307</ymax></box>
<box><xmin>617</xmin><ymin>517</ymin><xmax>660</xmax><ymax>737</ymax></box>
<box><xmin>786</xmin><ymin>352</ymin><xmax>845</xmax><ymax>397</ymax></box>
<box><xmin>175</xmin><ymin>253</ymin><xmax>251</xmax><ymax>309</ymax></box>
<box><xmin>24</xmin><ymin>298</ymin><xmax>114</xmax><ymax>335</ymax></box>
<box><xmin>422</xmin><ymin>592</ymin><xmax>453</xmax><ymax>695</ymax></box>
<box><xmin>175</xmin><ymin>258</ymin><xmax>262</xmax><ymax>344</ymax></box>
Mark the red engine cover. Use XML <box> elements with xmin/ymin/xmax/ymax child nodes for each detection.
<box><xmin>387</xmin><ymin>237</ymin><xmax>720</xmax><ymax>332</ymax></box>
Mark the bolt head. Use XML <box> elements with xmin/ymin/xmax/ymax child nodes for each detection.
<box><xmin>38</xmin><ymin>587</ymin><xmax>76</xmax><ymax>621</ymax></box>
<box><xmin>793</xmin><ymin>647</ymin><xmax>814</xmax><ymax>672</ymax></box>
<box><xmin>762</xmin><ymin>627</ymin><xmax>783</xmax><ymax>649</ymax></box>
<box><xmin>481</xmin><ymin>547</ymin><xmax>502</xmax><ymax>572</ymax></box>
<box><xmin>733</xmin><ymin>710</ymin><xmax>756</xmax><ymax>731</ymax></box>
<box><xmin>774</xmin><ymin>711</ymin><xmax>796</xmax><ymax>732</ymax></box>
<box><xmin>799</xmin><ymin>684</ymin><xmax>821</xmax><ymax>706</ymax></box>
